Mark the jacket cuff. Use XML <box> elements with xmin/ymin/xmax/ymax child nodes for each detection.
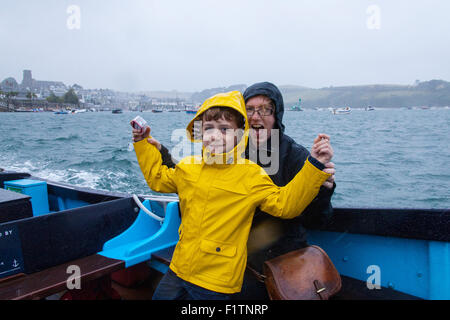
<box><xmin>307</xmin><ymin>155</ymin><xmax>325</xmax><ymax>170</ymax></box>
<box><xmin>319</xmin><ymin>181</ymin><xmax>336</xmax><ymax>197</ymax></box>
<box><xmin>160</xmin><ymin>144</ymin><xmax>176</xmax><ymax>168</ymax></box>
<box><xmin>133</xmin><ymin>138</ymin><xmax>149</xmax><ymax>152</ymax></box>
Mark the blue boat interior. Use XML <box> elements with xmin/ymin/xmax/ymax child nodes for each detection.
<box><xmin>307</xmin><ymin>230</ymin><xmax>449</xmax><ymax>300</ymax></box>
<box><xmin>0</xmin><ymin>173</ymin><xmax>139</xmax><ymax>277</ymax></box>
<box><xmin>1</xmin><ymin>172</ymin><xmax>449</xmax><ymax>300</ymax></box>
<box><xmin>1</xmin><ymin>172</ymin><xmax>123</xmax><ymax>221</ymax></box>
<box><xmin>99</xmin><ymin>201</ymin><xmax>180</xmax><ymax>268</ymax></box>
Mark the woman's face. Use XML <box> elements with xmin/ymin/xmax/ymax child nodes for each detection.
<box><xmin>246</xmin><ymin>95</ymin><xmax>276</xmax><ymax>146</ymax></box>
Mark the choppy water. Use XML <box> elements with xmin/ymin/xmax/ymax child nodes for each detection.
<box><xmin>1</xmin><ymin>108</ymin><xmax>449</xmax><ymax>209</ymax></box>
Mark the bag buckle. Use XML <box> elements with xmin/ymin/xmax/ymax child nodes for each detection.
<box><xmin>314</xmin><ymin>280</ymin><xmax>326</xmax><ymax>299</ymax></box>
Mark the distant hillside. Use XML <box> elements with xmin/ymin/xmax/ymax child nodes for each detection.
<box><xmin>190</xmin><ymin>84</ymin><xmax>247</xmax><ymax>104</ymax></box>
<box><xmin>280</xmin><ymin>80</ymin><xmax>450</xmax><ymax>108</ymax></box>
<box><xmin>140</xmin><ymin>80</ymin><xmax>450</xmax><ymax>108</ymax></box>
<box><xmin>137</xmin><ymin>90</ymin><xmax>192</xmax><ymax>100</ymax></box>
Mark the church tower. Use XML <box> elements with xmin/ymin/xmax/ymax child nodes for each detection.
<box><xmin>22</xmin><ymin>70</ymin><xmax>33</xmax><ymax>89</ymax></box>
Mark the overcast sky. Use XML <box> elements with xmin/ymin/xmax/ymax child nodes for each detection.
<box><xmin>1</xmin><ymin>0</ymin><xmax>450</xmax><ymax>92</ymax></box>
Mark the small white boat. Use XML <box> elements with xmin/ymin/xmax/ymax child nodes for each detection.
<box><xmin>332</xmin><ymin>107</ymin><xmax>351</xmax><ymax>115</ymax></box>
<box><xmin>71</xmin><ymin>109</ymin><xmax>87</xmax><ymax>114</ymax></box>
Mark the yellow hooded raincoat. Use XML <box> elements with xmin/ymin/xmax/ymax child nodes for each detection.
<box><xmin>133</xmin><ymin>91</ymin><xmax>330</xmax><ymax>294</ymax></box>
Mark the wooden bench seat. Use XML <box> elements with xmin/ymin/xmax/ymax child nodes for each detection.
<box><xmin>0</xmin><ymin>254</ymin><xmax>124</xmax><ymax>300</ymax></box>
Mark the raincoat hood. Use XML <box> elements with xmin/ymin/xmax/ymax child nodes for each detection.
<box><xmin>243</xmin><ymin>81</ymin><xmax>285</xmax><ymax>134</ymax></box>
<box><xmin>186</xmin><ymin>91</ymin><xmax>249</xmax><ymax>164</ymax></box>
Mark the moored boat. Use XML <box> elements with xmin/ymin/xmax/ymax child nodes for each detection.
<box><xmin>71</xmin><ymin>109</ymin><xmax>87</xmax><ymax>114</ymax></box>
<box><xmin>331</xmin><ymin>107</ymin><xmax>351</xmax><ymax>115</ymax></box>
<box><xmin>185</xmin><ymin>105</ymin><xmax>199</xmax><ymax>114</ymax></box>
<box><xmin>291</xmin><ymin>98</ymin><xmax>303</xmax><ymax>111</ymax></box>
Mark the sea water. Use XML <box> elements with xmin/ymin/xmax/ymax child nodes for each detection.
<box><xmin>0</xmin><ymin>108</ymin><xmax>449</xmax><ymax>209</ymax></box>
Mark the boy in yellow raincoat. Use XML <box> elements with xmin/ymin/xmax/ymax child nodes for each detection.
<box><xmin>132</xmin><ymin>91</ymin><xmax>332</xmax><ymax>299</ymax></box>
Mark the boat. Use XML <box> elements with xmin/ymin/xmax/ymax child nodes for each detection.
<box><xmin>152</xmin><ymin>109</ymin><xmax>163</xmax><ymax>113</ymax></box>
<box><xmin>71</xmin><ymin>109</ymin><xmax>87</xmax><ymax>114</ymax></box>
<box><xmin>332</xmin><ymin>107</ymin><xmax>351</xmax><ymax>115</ymax></box>
<box><xmin>16</xmin><ymin>107</ymin><xmax>33</xmax><ymax>113</ymax></box>
<box><xmin>112</xmin><ymin>109</ymin><xmax>123</xmax><ymax>114</ymax></box>
<box><xmin>185</xmin><ymin>105</ymin><xmax>199</xmax><ymax>114</ymax></box>
<box><xmin>53</xmin><ymin>110</ymin><xmax>68</xmax><ymax>115</ymax></box>
<box><xmin>365</xmin><ymin>106</ymin><xmax>375</xmax><ymax>111</ymax></box>
<box><xmin>0</xmin><ymin>170</ymin><xmax>449</xmax><ymax>300</ymax></box>
<box><xmin>291</xmin><ymin>98</ymin><xmax>303</xmax><ymax>111</ymax></box>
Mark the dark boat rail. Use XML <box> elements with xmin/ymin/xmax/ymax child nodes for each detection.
<box><xmin>309</xmin><ymin>207</ymin><xmax>450</xmax><ymax>242</ymax></box>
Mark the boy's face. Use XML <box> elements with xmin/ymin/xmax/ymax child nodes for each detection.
<box><xmin>202</xmin><ymin>116</ymin><xmax>240</xmax><ymax>154</ymax></box>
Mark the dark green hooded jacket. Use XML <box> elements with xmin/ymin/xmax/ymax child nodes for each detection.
<box><xmin>242</xmin><ymin>82</ymin><xmax>335</xmax><ymax>263</ymax></box>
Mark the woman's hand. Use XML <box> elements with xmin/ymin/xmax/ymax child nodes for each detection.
<box><xmin>311</xmin><ymin>133</ymin><xmax>333</xmax><ymax>164</ymax></box>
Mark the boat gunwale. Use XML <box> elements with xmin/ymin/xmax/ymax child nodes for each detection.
<box><xmin>306</xmin><ymin>207</ymin><xmax>450</xmax><ymax>242</ymax></box>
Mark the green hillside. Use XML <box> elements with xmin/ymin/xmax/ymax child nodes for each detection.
<box><xmin>279</xmin><ymin>80</ymin><xmax>450</xmax><ymax>108</ymax></box>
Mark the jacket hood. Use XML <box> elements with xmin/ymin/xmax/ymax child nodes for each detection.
<box><xmin>243</xmin><ymin>81</ymin><xmax>285</xmax><ymax>134</ymax></box>
<box><xmin>186</xmin><ymin>91</ymin><xmax>249</xmax><ymax>164</ymax></box>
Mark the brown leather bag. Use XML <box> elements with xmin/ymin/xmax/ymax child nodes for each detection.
<box><xmin>261</xmin><ymin>245</ymin><xmax>342</xmax><ymax>300</ymax></box>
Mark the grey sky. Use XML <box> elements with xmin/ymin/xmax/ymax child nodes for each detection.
<box><xmin>1</xmin><ymin>0</ymin><xmax>450</xmax><ymax>92</ymax></box>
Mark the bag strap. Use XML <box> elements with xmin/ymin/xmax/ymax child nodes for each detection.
<box><xmin>246</xmin><ymin>265</ymin><xmax>266</xmax><ymax>283</ymax></box>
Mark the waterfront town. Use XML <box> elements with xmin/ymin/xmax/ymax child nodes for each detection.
<box><xmin>2</xmin><ymin>70</ymin><xmax>449</xmax><ymax>113</ymax></box>
<box><xmin>0</xmin><ymin>70</ymin><xmax>200</xmax><ymax>113</ymax></box>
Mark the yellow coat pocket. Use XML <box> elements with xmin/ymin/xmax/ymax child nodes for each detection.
<box><xmin>195</xmin><ymin>239</ymin><xmax>237</xmax><ymax>282</ymax></box>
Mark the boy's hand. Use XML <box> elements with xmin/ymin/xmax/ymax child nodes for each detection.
<box><xmin>131</xmin><ymin>125</ymin><xmax>150</xmax><ymax>142</ymax></box>
<box><xmin>311</xmin><ymin>133</ymin><xmax>333</xmax><ymax>164</ymax></box>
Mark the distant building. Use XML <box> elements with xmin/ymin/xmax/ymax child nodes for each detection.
<box><xmin>22</xmin><ymin>70</ymin><xmax>33</xmax><ymax>89</ymax></box>
<box><xmin>0</xmin><ymin>77</ymin><xmax>20</xmax><ymax>92</ymax></box>
<box><xmin>1</xmin><ymin>70</ymin><xmax>67</xmax><ymax>96</ymax></box>
<box><xmin>26</xmin><ymin>70</ymin><xmax>67</xmax><ymax>95</ymax></box>
<box><xmin>72</xmin><ymin>84</ymin><xmax>83</xmax><ymax>91</ymax></box>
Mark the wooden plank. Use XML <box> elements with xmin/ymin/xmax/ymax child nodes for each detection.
<box><xmin>0</xmin><ymin>254</ymin><xmax>124</xmax><ymax>300</ymax></box>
